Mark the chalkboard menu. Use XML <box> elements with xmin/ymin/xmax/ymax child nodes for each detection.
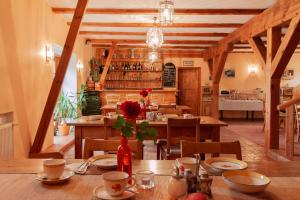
<box><xmin>163</xmin><ymin>63</ymin><xmax>176</xmax><ymax>87</ymax></box>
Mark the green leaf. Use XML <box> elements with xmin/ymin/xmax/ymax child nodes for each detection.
<box><xmin>121</xmin><ymin>125</ymin><xmax>133</xmax><ymax>137</ymax></box>
<box><xmin>113</xmin><ymin>116</ymin><xmax>126</xmax><ymax>129</ymax></box>
<box><xmin>136</xmin><ymin>132</ymin><xmax>144</xmax><ymax>141</ymax></box>
<box><xmin>138</xmin><ymin>121</ymin><xmax>149</xmax><ymax>129</ymax></box>
<box><xmin>145</xmin><ymin>127</ymin><xmax>157</xmax><ymax>137</ymax></box>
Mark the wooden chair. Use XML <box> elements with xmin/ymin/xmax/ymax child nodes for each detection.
<box><xmin>157</xmin><ymin>118</ymin><xmax>200</xmax><ymax>160</ymax></box>
<box><xmin>83</xmin><ymin>138</ymin><xmax>143</xmax><ymax>159</ymax></box>
<box><xmin>295</xmin><ymin>103</ymin><xmax>300</xmax><ymax>142</ymax></box>
<box><xmin>106</xmin><ymin>94</ymin><xmax>120</xmax><ymax>105</ymax></box>
<box><xmin>181</xmin><ymin>140</ymin><xmax>242</xmax><ymax>160</ymax></box>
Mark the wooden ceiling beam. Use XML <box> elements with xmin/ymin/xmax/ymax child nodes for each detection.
<box><xmin>92</xmin><ymin>44</ymin><xmax>209</xmax><ymax>49</ymax></box>
<box><xmin>52</xmin><ymin>8</ymin><xmax>264</xmax><ymax>15</ymax></box>
<box><xmin>204</xmin><ymin>0</ymin><xmax>300</xmax><ymax>59</ymax></box>
<box><xmin>90</xmin><ymin>39</ymin><xmax>218</xmax><ymax>45</ymax></box>
<box><xmin>100</xmin><ymin>43</ymin><xmax>116</xmax><ymax>86</ymax></box>
<box><xmin>248</xmin><ymin>37</ymin><xmax>267</xmax><ymax>67</ymax></box>
<box><xmin>30</xmin><ymin>0</ymin><xmax>88</xmax><ymax>155</ymax></box>
<box><xmin>73</xmin><ymin>22</ymin><xmax>242</xmax><ymax>28</ymax></box>
<box><xmin>272</xmin><ymin>15</ymin><xmax>300</xmax><ymax>78</ymax></box>
<box><xmin>80</xmin><ymin>31</ymin><xmax>228</xmax><ymax>37</ymax></box>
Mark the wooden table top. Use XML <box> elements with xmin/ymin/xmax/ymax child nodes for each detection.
<box><xmin>66</xmin><ymin>116</ymin><xmax>228</xmax><ymax>127</ymax></box>
<box><xmin>1</xmin><ymin>159</ymin><xmax>300</xmax><ymax>200</ymax></box>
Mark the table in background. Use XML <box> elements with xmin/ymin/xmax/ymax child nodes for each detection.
<box><xmin>1</xmin><ymin>159</ymin><xmax>300</xmax><ymax>200</ymax></box>
<box><xmin>219</xmin><ymin>99</ymin><xmax>263</xmax><ymax>120</ymax></box>
<box><xmin>67</xmin><ymin>116</ymin><xmax>227</xmax><ymax>159</ymax></box>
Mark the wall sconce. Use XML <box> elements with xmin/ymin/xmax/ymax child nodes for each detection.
<box><xmin>45</xmin><ymin>45</ymin><xmax>54</xmax><ymax>63</ymax></box>
<box><xmin>77</xmin><ymin>61</ymin><xmax>84</xmax><ymax>71</ymax></box>
<box><xmin>248</xmin><ymin>64</ymin><xmax>258</xmax><ymax>74</ymax></box>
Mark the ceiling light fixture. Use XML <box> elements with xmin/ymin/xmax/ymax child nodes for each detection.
<box><xmin>148</xmin><ymin>50</ymin><xmax>158</xmax><ymax>63</ymax></box>
<box><xmin>146</xmin><ymin>17</ymin><xmax>164</xmax><ymax>49</ymax></box>
<box><xmin>159</xmin><ymin>0</ymin><xmax>174</xmax><ymax>26</ymax></box>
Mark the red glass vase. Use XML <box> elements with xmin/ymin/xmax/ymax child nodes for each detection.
<box><xmin>117</xmin><ymin>135</ymin><xmax>132</xmax><ymax>177</ymax></box>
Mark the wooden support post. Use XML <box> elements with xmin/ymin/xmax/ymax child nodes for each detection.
<box><xmin>30</xmin><ymin>0</ymin><xmax>88</xmax><ymax>155</ymax></box>
<box><xmin>265</xmin><ymin>16</ymin><xmax>300</xmax><ymax>151</ymax></box>
<box><xmin>265</xmin><ymin>26</ymin><xmax>281</xmax><ymax>150</ymax></box>
<box><xmin>100</xmin><ymin>43</ymin><xmax>116</xmax><ymax>88</ymax></box>
<box><xmin>210</xmin><ymin>51</ymin><xmax>229</xmax><ymax>119</ymax></box>
<box><xmin>207</xmin><ymin>59</ymin><xmax>213</xmax><ymax>76</ymax></box>
<box><xmin>285</xmin><ymin>106</ymin><xmax>294</xmax><ymax>159</ymax></box>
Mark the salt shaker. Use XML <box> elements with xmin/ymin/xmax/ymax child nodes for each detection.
<box><xmin>168</xmin><ymin>166</ymin><xmax>188</xmax><ymax>199</ymax></box>
<box><xmin>199</xmin><ymin>172</ymin><xmax>213</xmax><ymax>196</ymax></box>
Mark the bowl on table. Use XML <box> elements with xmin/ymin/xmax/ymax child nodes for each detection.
<box><xmin>223</xmin><ymin>170</ymin><xmax>270</xmax><ymax>193</ymax></box>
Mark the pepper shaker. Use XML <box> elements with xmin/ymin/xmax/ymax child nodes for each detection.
<box><xmin>199</xmin><ymin>172</ymin><xmax>213</xmax><ymax>197</ymax></box>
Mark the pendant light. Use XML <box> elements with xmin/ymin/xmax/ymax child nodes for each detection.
<box><xmin>159</xmin><ymin>0</ymin><xmax>174</xmax><ymax>26</ymax></box>
<box><xmin>146</xmin><ymin>17</ymin><xmax>164</xmax><ymax>49</ymax></box>
<box><xmin>148</xmin><ymin>50</ymin><xmax>158</xmax><ymax>63</ymax></box>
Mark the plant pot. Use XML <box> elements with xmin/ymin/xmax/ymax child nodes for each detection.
<box><xmin>58</xmin><ymin>123</ymin><xmax>70</xmax><ymax>136</ymax></box>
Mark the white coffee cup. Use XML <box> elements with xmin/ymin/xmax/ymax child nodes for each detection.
<box><xmin>103</xmin><ymin>171</ymin><xmax>135</xmax><ymax>196</ymax></box>
<box><xmin>43</xmin><ymin>159</ymin><xmax>66</xmax><ymax>179</ymax></box>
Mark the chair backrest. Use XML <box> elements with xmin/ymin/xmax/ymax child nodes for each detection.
<box><xmin>84</xmin><ymin>138</ymin><xmax>143</xmax><ymax>159</ymax></box>
<box><xmin>167</xmin><ymin>118</ymin><xmax>200</xmax><ymax>154</ymax></box>
<box><xmin>126</xmin><ymin>94</ymin><xmax>140</xmax><ymax>102</ymax></box>
<box><xmin>181</xmin><ymin>140</ymin><xmax>242</xmax><ymax>160</ymax></box>
<box><xmin>106</xmin><ymin>94</ymin><xmax>121</xmax><ymax>105</ymax></box>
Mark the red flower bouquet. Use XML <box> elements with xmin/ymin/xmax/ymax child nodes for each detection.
<box><xmin>140</xmin><ymin>89</ymin><xmax>149</xmax><ymax>98</ymax></box>
<box><xmin>119</xmin><ymin>101</ymin><xmax>141</xmax><ymax>120</ymax></box>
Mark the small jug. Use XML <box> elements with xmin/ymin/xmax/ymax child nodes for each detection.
<box><xmin>168</xmin><ymin>166</ymin><xmax>187</xmax><ymax>199</ymax></box>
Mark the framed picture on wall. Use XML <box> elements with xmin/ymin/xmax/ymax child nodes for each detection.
<box><xmin>224</xmin><ymin>68</ymin><xmax>235</xmax><ymax>78</ymax></box>
<box><xmin>282</xmin><ymin>69</ymin><xmax>294</xmax><ymax>80</ymax></box>
<box><xmin>183</xmin><ymin>60</ymin><xmax>194</xmax><ymax>67</ymax></box>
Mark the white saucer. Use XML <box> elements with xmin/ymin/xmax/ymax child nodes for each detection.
<box><xmin>36</xmin><ymin>169</ymin><xmax>74</xmax><ymax>184</ymax></box>
<box><xmin>93</xmin><ymin>185</ymin><xmax>135</xmax><ymax>200</ymax></box>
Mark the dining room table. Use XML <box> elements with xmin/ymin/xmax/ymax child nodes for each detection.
<box><xmin>67</xmin><ymin>116</ymin><xmax>228</xmax><ymax>159</ymax></box>
<box><xmin>1</xmin><ymin>159</ymin><xmax>300</xmax><ymax>200</ymax></box>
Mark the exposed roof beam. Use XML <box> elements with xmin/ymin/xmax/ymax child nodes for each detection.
<box><xmin>80</xmin><ymin>31</ymin><xmax>228</xmax><ymax>37</ymax></box>
<box><xmin>72</xmin><ymin>22</ymin><xmax>242</xmax><ymax>28</ymax></box>
<box><xmin>92</xmin><ymin>44</ymin><xmax>209</xmax><ymax>49</ymax></box>
<box><xmin>52</xmin><ymin>8</ymin><xmax>264</xmax><ymax>15</ymax></box>
<box><xmin>204</xmin><ymin>0</ymin><xmax>300</xmax><ymax>59</ymax></box>
<box><xmin>90</xmin><ymin>39</ymin><xmax>218</xmax><ymax>45</ymax></box>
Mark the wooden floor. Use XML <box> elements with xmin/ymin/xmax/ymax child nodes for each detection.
<box><xmin>62</xmin><ymin>120</ymin><xmax>300</xmax><ymax>161</ymax></box>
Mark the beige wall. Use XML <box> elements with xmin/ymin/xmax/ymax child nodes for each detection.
<box><xmin>0</xmin><ymin>0</ymin><xmax>93</xmax><ymax>158</ymax></box>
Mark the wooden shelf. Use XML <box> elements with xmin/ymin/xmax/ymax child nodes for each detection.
<box><xmin>106</xmin><ymin>79</ymin><xmax>162</xmax><ymax>82</ymax></box>
<box><xmin>107</xmin><ymin>58</ymin><xmax>163</xmax><ymax>62</ymax></box>
<box><xmin>109</xmin><ymin>70</ymin><xmax>162</xmax><ymax>73</ymax></box>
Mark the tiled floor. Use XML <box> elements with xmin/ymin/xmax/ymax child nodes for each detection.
<box><xmin>63</xmin><ymin>120</ymin><xmax>300</xmax><ymax>161</ymax></box>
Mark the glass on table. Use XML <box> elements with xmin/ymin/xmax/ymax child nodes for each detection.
<box><xmin>136</xmin><ymin>170</ymin><xmax>155</xmax><ymax>189</ymax></box>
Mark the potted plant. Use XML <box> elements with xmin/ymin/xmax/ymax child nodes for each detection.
<box><xmin>54</xmin><ymin>90</ymin><xmax>77</xmax><ymax>136</ymax></box>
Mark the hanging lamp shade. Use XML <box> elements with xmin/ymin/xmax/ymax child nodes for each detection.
<box><xmin>146</xmin><ymin>17</ymin><xmax>164</xmax><ymax>49</ymax></box>
<box><xmin>159</xmin><ymin>0</ymin><xmax>174</xmax><ymax>26</ymax></box>
<box><xmin>148</xmin><ymin>50</ymin><xmax>158</xmax><ymax>63</ymax></box>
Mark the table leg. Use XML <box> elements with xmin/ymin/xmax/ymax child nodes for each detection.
<box><xmin>75</xmin><ymin>127</ymin><xmax>83</xmax><ymax>159</ymax></box>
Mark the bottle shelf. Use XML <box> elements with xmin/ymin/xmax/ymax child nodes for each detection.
<box><xmin>109</xmin><ymin>70</ymin><xmax>162</xmax><ymax>73</ymax></box>
<box><xmin>106</xmin><ymin>79</ymin><xmax>162</xmax><ymax>82</ymax></box>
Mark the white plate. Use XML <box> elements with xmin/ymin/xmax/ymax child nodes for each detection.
<box><xmin>203</xmin><ymin>157</ymin><xmax>248</xmax><ymax>174</ymax></box>
<box><xmin>90</xmin><ymin>155</ymin><xmax>118</xmax><ymax>170</ymax></box>
<box><xmin>93</xmin><ymin>185</ymin><xmax>135</xmax><ymax>200</ymax></box>
<box><xmin>93</xmin><ymin>158</ymin><xmax>118</xmax><ymax>170</ymax></box>
<box><xmin>36</xmin><ymin>169</ymin><xmax>74</xmax><ymax>184</ymax></box>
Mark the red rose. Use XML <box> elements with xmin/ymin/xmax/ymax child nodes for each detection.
<box><xmin>140</xmin><ymin>89</ymin><xmax>148</xmax><ymax>98</ymax></box>
<box><xmin>147</xmin><ymin>88</ymin><xmax>152</xmax><ymax>93</ymax></box>
<box><xmin>120</xmin><ymin>101</ymin><xmax>141</xmax><ymax>120</ymax></box>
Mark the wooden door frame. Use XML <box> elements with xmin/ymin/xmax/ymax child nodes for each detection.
<box><xmin>177</xmin><ymin>67</ymin><xmax>201</xmax><ymax>115</ymax></box>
